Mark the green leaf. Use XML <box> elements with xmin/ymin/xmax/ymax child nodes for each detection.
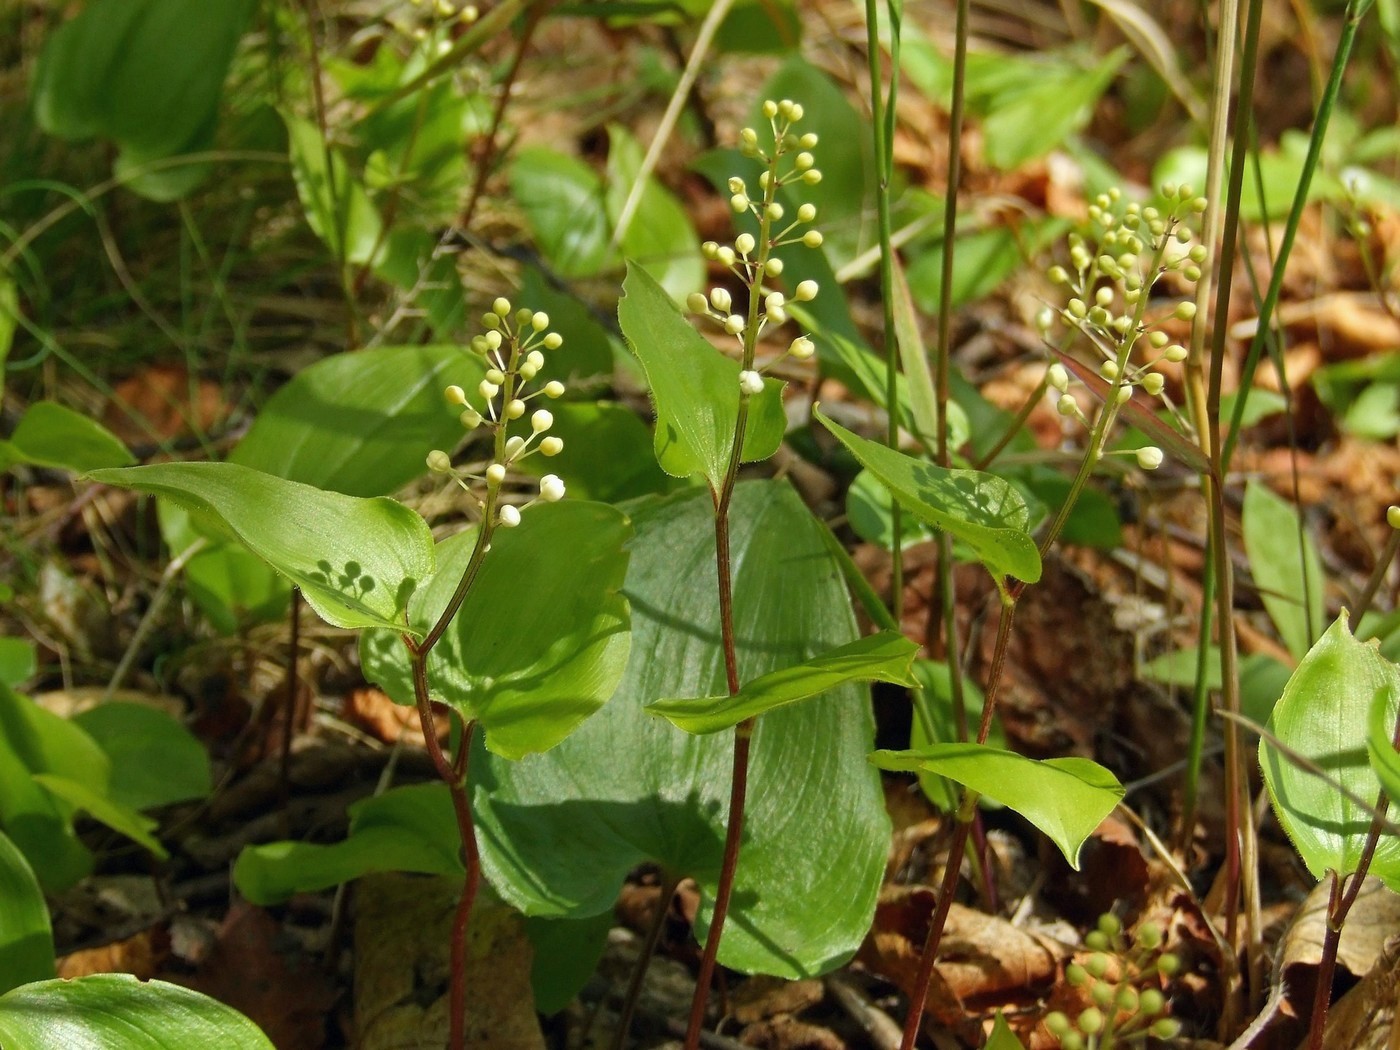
<box><xmin>0</xmin><ymin>640</ymin><xmax>36</xmax><ymax>689</ymax></box>
<box><xmin>815</xmin><ymin>408</ymin><xmax>1041</xmax><ymax>583</ymax></box>
<box><xmin>31</xmin><ymin>775</ymin><xmax>166</xmax><ymax>860</ymax></box>
<box><xmin>511</xmin><ymin>148</ymin><xmax>615</xmax><ymax>278</ymax></box>
<box><xmin>1370</xmin><ymin>686</ymin><xmax>1400</xmax><ymax>811</ymax></box>
<box><xmin>360</xmin><ymin>501</ymin><xmax>632</xmax><ymax>760</ymax></box>
<box><xmin>618</xmin><ymin>262</ymin><xmax>785</xmax><ymax>487</ymax></box>
<box><xmin>986</xmin><ymin>1012</ymin><xmax>1028</xmax><ymax>1050</ymax></box>
<box><xmin>87</xmin><ymin>462</ymin><xmax>434</xmax><ymax>633</ymax></box>
<box><xmin>0</xmin><ymin>278</ymin><xmax>17</xmax><ymax>398</ymax></box>
<box><xmin>0</xmin><ymin>974</ymin><xmax>275</xmax><ymax>1049</ymax></box>
<box><xmin>846</xmin><ymin>469</ymin><xmax>934</xmax><ymax>551</ymax></box>
<box><xmin>908</xmin><ymin>660</ymin><xmax>998</xmax><ymax>812</ymax></box>
<box><xmin>71</xmin><ymin>703</ymin><xmax>211</xmax><ymax>812</ymax></box>
<box><xmin>606</xmin><ymin>125</ymin><xmax>703</xmax><ymax>303</ymax></box>
<box><xmin>524</xmin><ymin>912</ymin><xmax>612</xmax><ymax>1015</ymax></box>
<box><xmin>31</xmin><ymin>0</ymin><xmax>257</xmax><ymax>200</ymax></box>
<box><xmin>646</xmin><ymin>632</ymin><xmax>918</xmax><ymax>734</ymax></box>
<box><xmin>871</xmin><ymin>745</ymin><xmax>1123</xmax><ymax>868</ymax></box>
<box><xmin>982</xmin><ymin>50</ymin><xmax>1125</xmax><ymax>169</ymax></box>
<box><xmin>0</xmin><ymin>402</ymin><xmax>134</xmax><ymax>474</ymax></box>
<box><xmin>234</xmin><ymin>784</ymin><xmax>462</xmax><ymax>904</ymax></box>
<box><xmin>1243</xmin><ymin>480</ymin><xmax>1325</xmax><ymax>661</ymax></box>
<box><xmin>0</xmin><ymin>684</ymin><xmax>109</xmax><ymax>891</ymax></box>
<box><xmin>474</xmin><ymin>481</ymin><xmax>890</xmax><ymax>977</ymax></box>
<box><xmin>1261</xmin><ymin>614</ymin><xmax>1400</xmax><ymax>889</ymax></box>
<box><xmin>159</xmin><ymin>501</ymin><xmax>291</xmax><ymax>634</ymax></box>
<box><xmin>285</xmin><ymin>114</ymin><xmax>383</xmax><ymax>266</ymax></box>
<box><xmin>0</xmin><ymin>830</ymin><xmax>55</xmax><ymax>996</ymax></box>
<box><xmin>890</xmin><ymin>259</ymin><xmax>941</xmax><ymax>448</ymax></box>
<box><xmin>231</xmin><ymin>345</ymin><xmax>482</xmax><ymax>496</ymax></box>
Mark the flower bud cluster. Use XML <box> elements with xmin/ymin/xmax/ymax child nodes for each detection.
<box><xmin>392</xmin><ymin>0</ymin><xmax>478</xmax><ymax>42</ymax></box>
<box><xmin>691</xmin><ymin>100</ymin><xmax>824</xmax><ymax>397</ymax></box>
<box><xmin>1041</xmin><ymin>184</ymin><xmax>1208</xmax><ymax>467</ymax></box>
<box><xmin>426</xmin><ymin>296</ymin><xmax>568</xmax><ymax>527</ymax></box>
<box><xmin>1042</xmin><ymin>914</ymin><xmax>1182</xmax><ymax>1050</ymax></box>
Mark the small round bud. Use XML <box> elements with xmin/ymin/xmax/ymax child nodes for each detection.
<box><xmin>802</xmin><ymin>230</ymin><xmax>824</xmax><ymax>248</ymax></box>
<box><xmin>764</xmin><ymin>258</ymin><xmax>784</xmax><ymax>276</ymax></box>
<box><xmin>521</xmin><ymin>362</ymin><xmax>540</xmax><ymax>382</ymax></box>
<box><xmin>710</xmin><ymin>287</ymin><xmax>733</xmax><ymax>313</ymax></box>
<box><xmin>766</xmin><ymin>292</ymin><xmax>786</xmax><ymax>312</ymax></box>
<box><xmin>460</xmin><ymin>408</ymin><xmax>482</xmax><ymax>429</ymax></box>
<box><xmin>1136</xmin><ymin>922</ymin><xmax>1163</xmax><ymax>949</ymax></box>
<box><xmin>1160</xmin><ymin>181</ymin><xmax>1177</xmax><ymax>199</ymax></box>
<box><xmin>1115</xmin><ymin>385</ymin><xmax>1133</xmax><ymax>405</ymax></box>
<box><xmin>735</xmin><ymin>232</ymin><xmax>756</xmax><ymax>255</ymax></box>
<box><xmin>1047</xmin><ymin>265</ymin><xmax>1069</xmax><ymax>285</ymax></box>
<box><xmin>526</xmin><ymin>350</ymin><xmax>546</xmax><ymax>371</ymax></box>
<box><xmin>479</xmin><ymin>380</ymin><xmax>500</xmax><ymax>400</ymax></box>
<box><xmin>531</xmin><ymin>409</ymin><xmax>554</xmax><ymax>432</ymax></box>
<box><xmin>1189</xmin><ymin>244</ymin><xmax>1209</xmax><ymax>264</ymax></box>
<box><xmin>482</xmin><ymin>312</ymin><xmax>501</xmax><ymax>329</ymax></box>
<box><xmin>759</xmin><ymin>170</ymin><xmax>771</xmax><ymax>190</ymax></box>
<box><xmin>485</xmin><ymin>367</ymin><xmax>506</xmax><ymax>384</ymax></box>
<box><xmin>1139</xmin><ymin>989</ymin><xmax>1165</xmax><ymax>1015</ymax></box>
<box><xmin>1057</xmin><ymin>394</ymin><xmax>1079</xmax><ymax>417</ymax></box>
<box><xmin>1118</xmin><ymin>253</ymin><xmax>1138</xmax><ymax>270</ymax></box>
<box><xmin>1061</xmin><ymin>1034</ymin><xmax>1085</xmax><ymax>1050</ymax></box>
<box><xmin>1184</xmin><ymin>265</ymin><xmax>1202</xmax><ymax>282</ymax></box>
<box><xmin>1143</xmin><ymin>373</ymin><xmax>1166</xmax><ymax>396</ymax></box>
<box><xmin>795</xmin><ymin>151</ymin><xmax>815</xmax><ymax>171</ymax></box>
<box><xmin>1066</xmin><ymin>963</ymin><xmax>1088</xmax><ymax>987</ymax></box>
<box><xmin>1389</xmin><ymin>505</ymin><xmax>1400</xmax><ymax>529</ymax></box>
<box><xmin>426</xmin><ymin>450</ymin><xmax>452</xmax><ymax>473</ymax></box>
<box><xmin>505</xmin><ymin>398</ymin><xmax>526</xmax><ymax>419</ymax></box>
<box><xmin>762</xmin><ymin>100</ymin><xmax>778</xmax><ymax>118</ymax></box>
<box><xmin>531</xmin><ymin>311</ymin><xmax>549</xmax><ymax>331</ymax></box>
<box><xmin>723</xmin><ymin>314</ymin><xmax>746</xmax><ymax>335</ymax></box>
<box><xmin>516</xmin><ymin>308</ymin><xmax>533</xmax><ymax>326</ymax></box>
<box><xmin>702</xmin><ymin>240</ymin><xmax>719</xmax><ymax>259</ymax></box>
<box><xmin>540</xmin><ymin>435</ymin><xmax>564</xmax><ymax>457</ymax></box>
<box><xmin>1099</xmin><ymin>360</ymin><xmax>1120</xmax><ymax>381</ymax></box>
<box><xmin>794</xmin><ymin>279</ymin><xmax>818</xmax><ymax>302</ymax></box>
<box><xmin>1163</xmin><ymin>343</ymin><xmax>1188</xmax><ymax>363</ymax></box>
<box><xmin>544</xmin><ymin>380</ymin><xmax>566</xmax><ymax>399</ymax></box>
<box><xmin>1078</xmin><ymin>1008</ymin><xmax>1104</xmax><ymax>1035</ymax></box>
<box><xmin>504</xmin><ymin>435</ymin><xmax>525</xmax><ymax>458</ymax></box>
<box><xmin>1095</xmin><ymin>286</ymin><xmax>1114</xmax><ymax>307</ymax></box>
<box><xmin>1036</xmin><ymin>307</ymin><xmax>1056</xmax><ymax>333</ymax></box>
<box><xmin>1149</xmin><ymin>330</ymin><xmax>1169</xmax><ymax>348</ymax></box>
<box><xmin>728</xmin><ymin>176</ymin><xmax>747</xmax><ymax>194</ymax></box>
<box><xmin>539</xmin><ymin>474</ymin><xmax>566</xmax><ymax>502</ymax></box>
<box><xmin>1192</xmin><ymin>196</ymin><xmax>1208</xmax><ymax>212</ymax></box>
<box><xmin>1091</xmin><ymin>982</ymin><xmax>1115</xmax><ymax>1008</ymax></box>
<box><xmin>740</xmin><ymin>128</ymin><xmax>758</xmax><ymax>149</ymax></box>
<box><xmin>768</xmin><ymin>304</ymin><xmax>787</xmax><ymax>325</ymax></box>
<box><xmin>1048</xmin><ymin>363</ymin><xmax>1070</xmax><ymax>391</ymax></box>
<box><xmin>486</xmin><ymin>463</ymin><xmax>506</xmax><ymax>486</ymax></box>
<box><xmin>799</xmin><ymin>132</ymin><xmax>818</xmax><ymax>148</ymax></box>
<box><xmin>731</xmin><ymin>193</ymin><xmax>750</xmax><ymax>213</ymax></box>
<box><xmin>789</xmin><ymin>335</ymin><xmax>815</xmax><ymax>360</ymax></box>
<box><xmin>497</xmin><ymin>504</ymin><xmax>521</xmax><ymax>528</ymax></box>
<box><xmin>716</xmin><ymin>246</ymin><xmax>737</xmax><ymax>267</ymax></box>
<box><xmin>1044</xmin><ymin>1011</ymin><xmax>1071</xmax><ymax>1036</ymax></box>
<box><xmin>688</xmin><ymin>292</ymin><xmax>709</xmax><ymax>314</ymax></box>
<box><xmin>445</xmin><ymin>384</ymin><xmax>467</xmax><ymax>405</ymax></box>
<box><xmin>738</xmin><ymin>369</ymin><xmax>765</xmax><ymax>396</ymax></box>
<box><xmin>493</xmin><ymin>296</ymin><xmax>511</xmax><ymax>316</ymax></box>
<box><xmin>801</xmin><ymin>169</ymin><xmax>822</xmax><ymax>185</ymax></box>
<box><xmin>1116</xmin><ymin>985</ymin><xmax>1140</xmax><ymax>1013</ymax></box>
<box><xmin>788</xmin><ymin>102</ymin><xmax>804</xmax><ymax>121</ymax></box>
<box><xmin>797</xmin><ymin>203</ymin><xmax>816</xmax><ymax>222</ymax></box>
<box><xmin>766</xmin><ymin>202</ymin><xmax>784</xmax><ymax>221</ymax></box>
<box><xmin>1156</xmin><ymin>952</ymin><xmax>1180</xmax><ymax>976</ymax></box>
<box><xmin>482</xmin><ymin>331</ymin><xmax>502</xmax><ymax>352</ymax></box>
<box><xmin>1086</xmin><ymin>953</ymin><xmax>1110</xmax><ymax>979</ymax></box>
<box><xmin>1150</xmin><ymin>1018</ymin><xmax>1181</xmax><ymax>1039</ymax></box>
<box><xmin>1085</xmin><ymin>931</ymin><xmax>1110</xmax><ymax>952</ymax></box>
<box><xmin>1067</xmin><ymin>298</ymin><xmax>1087</xmax><ymax>319</ymax></box>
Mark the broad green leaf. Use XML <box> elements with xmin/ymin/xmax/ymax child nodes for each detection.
<box><xmin>1370</xmin><ymin>686</ymin><xmax>1400</xmax><ymax>811</ymax></box>
<box><xmin>31</xmin><ymin>0</ymin><xmax>256</xmax><ymax>200</ymax></box>
<box><xmin>234</xmin><ymin>784</ymin><xmax>462</xmax><ymax>904</ymax></box>
<box><xmin>88</xmin><ymin>462</ymin><xmax>434</xmax><ymax>633</ymax></box>
<box><xmin>0</xmin><ymin>830</ymin><xmax>54</xmax><ymax>996</ymax></box>
<box><xmin>983</xmin><ymin>50</ymin><xmax>1126</xmax><ymax>169</ymax></box>
<box><xmin>0</xmin><ymin>974</ymin><xmax>274</xmax><ymax>1049</ymax></box>
<box><xmin>285</xmin><ymin>115</ymin><xmax>383</xmax><ymax>266</ymax></box>
<box><xmin>647</xmin><ymin>632</ymin><xmax>918</xmax><ymax>733</ymax></box>
<box><xmin>158</xmin><ymin>502</ymin><xmax>290</xmax><ymax>635</ymax></box>
<box><xmin>360</xmin><ymin>501</ymin><xmax>632</xmax><ymax>760</ymax></box>
<box><xmin>72</xmin><ymin>703</ymin><xmax>211</xmax><ymax>812</ymax></box>
<box><xmin>524</xmin><ymin>913</ymin><xmax>613</xmax><ymax>1015</ymax></box>
<box><xmin>511</xmin><ymin>148</ymin><xmax>614</xmax><ymax>278</ymax></box>
<box><xmin>815</xmin><ymin>408</ymin><xmax>1041</xmax><ymax>583</ymax></box>
<box><xmin>0</xmin><ymin>640</ymin><xmax>36</xmax><ymax>689</ymax></box>
<box><xmin>846</xmin><ymin>469</ymin><xmax>934</xmax><ymax>550</ymax></box>
<box><xmin>0</xmin><ymin>684</ymin><xmax>110</xmax><ymax>891</ymax></box>
<box><xmin>518</xmin><ymin>268</ymin><xmax>620</xmax><ymax>382</ymax></box>
<box><xmin>619</xmin><ymin>263</ymin><xmax>785</xmax><ymax>487</ymax></box>
<box><xmin>1261</xmin><ymin>614</ymin><xmax>1400</xmax><ymax>889</ymax></box>
<box><xmin>0</xmin><ymin>402</ymin><xmax>133</xmax><ymax>474</ymax></box>
<box><xmin>232</xmin><ymin>345</ymin><xmax>483</xmax><ymax>496</ymax></box>
<box><xmin>474</xmin><ymin>481</ymin><xmax>890</xmax><ymax>977</ymax></box>
<box><xmin>871</xmin><ymin>745</ymin><xmax>1123</xmax><ymax>868</ymax></box>
<box><xmin>31</xmin><ymin>775</ymin><xmax>166</xmax><ymax>860</ymax></box>
<box><xmin>606</xmin><ymin>125</ymin><xmax>703</xmax><ymax>303</ymax></box>
<box><xmin>909</xmin><ymin>660</ymin><xmax>998</xmax><ymax>812</ymax></box>
<box><xmin>1243</xmin><ymin>480</ymin><xmax>1325</xmax><ymax>660</ymax></box>
<box><xmin>987</xmin><ymin>1012</ymin><xmax>1028</xmax><ymax>1050</ymax></box>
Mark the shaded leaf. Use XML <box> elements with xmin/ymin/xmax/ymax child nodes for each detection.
<box><xmin>1243</xmin><ymin>479</ymin><xmax>1325</xmax><ymax>660</ymax></box>
<box><xmin>71</xmin><ymin>703</ymin><xmax>211</xmax><ymax>812</ymax></box>
<box><xmin>88</xmin><ymin>462</ymin><xmax>434</xmax><ymax>633</ymax></box>
<box><xmin>606</xmin><ymin>124</ymin><xmax>703</xmax><ymax>302</ymax></box>
<box><xmin>0</xmin><ymin>830</ymin><xmax>54</xmax><ymax>996</ymax></box>
<box><xmin>31</xmin><ymin>775</ymin><xmax>166</xmax><ymax>860</ymax></box>
<box><xmin>646</xmin><ymin>632</ymin><xmax>918</xmax><ymax>734</ymax></box>
<box><xmin>0</xmin><ymin>402</ymin><xmax>133</xmax><ymax>474</ymax></box>
<box><xmin>1369</xmin><ymin>684</ymin><xmax>1400</xmax><ymax>813</ymax></box>
<box><xmin>285</xmin><ymin>114</ymin><xmax>383</xmax><ymax>265</ymax></box>
<box><xmin>511</xmin><ymin>148</ymin><xmax>614</xmax><ymax>278</ymax></box>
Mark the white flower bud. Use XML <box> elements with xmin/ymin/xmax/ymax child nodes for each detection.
<box><xmin>1057</xmin><ymin>394</ymin><xmax>1079</xmax><ymax>416</ymax></box>
<box><xmin>762</xmin><ymin>100</ymin><xmax>779</xmax><ymax>118</ymax></box>
<box><xmin>1047</xmin><ymin>265</ymin><xmax>1069</xmax><ymax>285</ymax></box>
<box><xmin>1095</xmin><ymin>286</ymin><xmax>1114</xmax><ymax>307</ymax></box>
<box><xmin>497</xmin><ymin>505</ymin><xmax>521</xmax><ymax>528</ymax></box>
<box><xmin>531</xmin><ymin>409</ymin><xmax>554</xmax><ymax>432</ymax></box>
<box><xmin>710</xmin><ymin>287</ymin><xmax>732</xmax><ymax>313</ymax></box>
<box><xmin>445</xmin><ymin>384</ymin><xmax>467</xmax><ymax>405</ymax></box>
<box><xmin>485</xmin><ymin>367</ymin><xmax>505</xmax><ymax>384</ymax></box>
<box><xmin>479</xmin><ymin>379</ymin><xmax>500</xmax><ymax>400</ymax></box>
<box><xmin>1067</xmin><ymin>298</ymin><xmax>1087</xmax><ymax>319</ymax></box>
<box><xmin>765</xmin><ymin>292</ymin><xmax>785</xmax><ymax>312</ymax></box>
<box><xmin>543</xmin><ymin>332</ymin><xmax>563</xmax><ymax>350</ymax></box>
<box><xmin>797</xmin><ymin>203</ymin><xmax>816</xmax><ymax>222</ymax></box>
<box><xmin>1036</xmin><ymin>307</ymin><xmax>1056</xmax><ymax>333</ymax></box>
<box><xmin>1115</xmin><ymin>385</ymin><xmax>1133</xmax><ymax>404</ymax></box>
<box><xmin>738</xmin><ymin>370</ymin><xmax>765</xmax><ymax>396</ymax></box>
<box><xmin>716</xmin><ymin>246</ymin><xmax>736</xmax><ymax>267</ymax></box>
<box><xmin>486</xmin><ymin>463</ymin><xmax>506</xmax><ymax>485</ymax></box>
<box><xmin>539</xmin><ymin>474</ymin><xmax>566</xmax><ymax>502</ymax></box>
<box><xmin>731</xmin><ymin>193</ymin><xmax>750</xmax><ymax>213</ymax></box>
<box><xmin>505</xmin><ymin>398</ymin><xmax>526</xmax><ymax>419</ymax></box>
<box><xmin>802</xmin><ymin>230</ymin><xmax>823</xmax><ymax>248</ymax></box>
<box><xmin>764</xmin><ymin>258</ymin><xmax>784</xmax><ymax>276</ymax></box>
<box><xmin>504</xmin><ymin>435</ymin><xmax>526</xmax><ymax>459</ymax></box>
<box><xmin>789</xmin><ymin>335</ymin><xmax>815</xmax><ymax>360</ymax></box>
<box><xmin>794</xmin><ymin>279</ymin><xmax>818</xmax><ymax>302</ymax></box>
<box><xmin>765</xmin><ymin>202</ymin><xmax>783</xmax><ymax>221</ymax></box>
<box><xmin>687</xmin><ymin>292</ymin><xmax>709</xmax><ymax>314</ymax></box>
<box><xmin>701</xmin><ymin>240</ymin><xmax>719</xmax><ymax>259</ymax></box>
<box><xmin>735</xmin><ymin>233</ymin><xmax>755</xmax><ymax>255</ymax></box>
<box><xmin>1163</xmin><ymin>343</ymin><xmax>1188</xmax><ymax>362</ymax></box>
<box><xmin>799</xmin><ymin>132</ymin><xmax>818</xmax><ymax>148</ymax></box>
<box><xmin>1149</xmin><ymin>331</ymin><xmax>1169</xmax><ymax>348</ymax></box>
<box><xmin>526</xmin><ymin>350</ymin><xmax>545</xmax><ymax>371</ymax></box>
<box><xmin>540</xmin><ymin>436</ymin><xmax>564</xmax><ymax>456</ymax></box>
<box><xmin>768</xmin><ymin>304</ymin><xmax>787</xmax><ymax>325</ymax></box>
<box><xmin>723</xmin><ymin>314</ymin><xmax>746</xmax><ymax>335</ymax></box>
<box><xmin>544</xmin><ymin>380</ymin><xmax>566</xmax><ymax>399</ymax></box>
<box><xmin>728</xmin><ymin>176</ymin><xmax>746</xmax><ymax>194</ymax></box>
<box><xmin>1388</xmin><ymin>505</ymin><xmax>1400</xmax><ymax>529</ymax></box>
<box><xmin>1174</xmin><ymin>302</ymin><xmax>1197</xmax><ymax>321</ymax></box>
<box><xmin>518</xmin><ymin>362</ymin><xmax>539</xmax><ymax>380</ymax></box>
<box><xmin>1100</xmin><ymin>360</ymin><xmax>1120</xmax><ymax>381</ymax></box>
<box><xmin>1047</xmin><ymin>363</ymin><xmax>1069</xmax><ymax>391</ymax></box>
<box><xmin>1142</xmin><ymin>373</ymin><xmax>1166</xmax><ymax>396</ymax></box>
<box><xmin>1136</xmin><ymin>446</ymin><xmax>1164</xmax><ymax>470</ymax></box>
<box><xmin>426</xmin><ymin>450</ymin><xmax>452</xmax><ymax>473</ymax></box>
<box><xmin>531</xmin><ymin>311</ymin><xmax>549</xmax><ymax>331</ymax></box>
<box><xmin>493</xmin><ymin>296</ymin><xmax>512</xmax><ymax>316</ymax></box>
<box><xmin>460</xmin><ymin>408</ymin><xmax>482</xmax><ymax>429</ymax></box>
<box><xmin>801</xmin><ymin>169</ymin><xmax>822</xmax><ymax>185</ymax></box>
<box><xmin>795</xmin><ymin>152</ymin><xmax>814</xmax><ymax>171</ymax></box>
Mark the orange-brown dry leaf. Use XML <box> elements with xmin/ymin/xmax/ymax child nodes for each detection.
<box><xmin>729</xmin><ymin>976</ymin><xmax>825</xmax><ymax>1026</ymax></box>
<box><xmin>342</xmin><ymin>687</ymin><xmax>449</xmax><ymax>745</ymax></box>
<box><xmin>1230</xmin><ymin>292</ymin><xmax>1400</xmax><ymax>360</ymax></box>
<box><xmin>57</xmin><ymin>925</ymin><xmax>170</xmax><ymax>980</ymax></box>
<box><xmin>103</xmin><ymin>363</ymin><xmax>229</xmax><ymax>445</ymax></box>
<box><xmin>738</xmin><ymin>1016</ymin><xmax>846</xmax><ymax>1050</ymax></box>
<box><xmin>858</xmin><ymin>887</ymin><xmax>1064</xmax><ymax>1033</ymax></box>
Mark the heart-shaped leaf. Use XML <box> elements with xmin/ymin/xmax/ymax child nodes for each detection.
<box><xmin>619</xmin><ymin>262</ymin><xmax>785</xmax><ymax>488</ymax></box>
<box><xmin>231</xmin><ymin>344</ymin><xmax>483</xmax><ymax>496</ymax></box>
<box><xmin>87</xmin><ymin>462</ymin><xmax>434</xmax><ymax>633</ymax></box>
<box><xmin>646</xmin><ymin>631</ymin><xmax>919</xmax><ymax>734</ymax></box>
<box><xmin>871</xmin><ymin>744</ymin><xmax>1123</xmax><ymax>868</ymax></box>
<box><xmin>0</xmin><ymin>830</ymin><xmax>54</xmax><ymax>996</ymax></box>
<box><xmin>360</xmin><ymin>501</ymin><xmax>632</xmax><ymax>759</ymax></box>
<box><xmin>0</xmin><ymin>974</ymin><xmax>274</xmax><ymax>1049</ymax></box>
<box><xmin>1261</xmin><ymin>614</ymin><xmax>1400</xmax><ymax>889</ymax></box>
<box><xmin>473</xmin><ymin>480</ymin><xmax>890</xmax><ymax>977</ymax></box>
<box><xmin>815</xmin><ymin>408</ymin><xmax>1041</xmax><ymax>583</ymax></box>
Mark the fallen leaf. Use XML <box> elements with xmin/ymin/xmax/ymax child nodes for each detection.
<box><xmin>341</xmin><ymin>687</ymin><xmax>449</xmax><ymax>746</ymax></box>
<box><xmin>57</xmin><ymin>925</ymin><xmax>170</xmax><ymax>980</ymax></box>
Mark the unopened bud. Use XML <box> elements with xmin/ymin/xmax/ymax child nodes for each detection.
<box><xmin>531</xmin><ymin>409</ymin><xmax>554</xmax><ymax>432</ymax></box>
<box><xmin>1048</xmin><ymin>363</ymin><xmax>1070</xmax><ymax>391</ymax></box>
<box><xmin>497</xmin><ymin>504</ymin><xmax>521</xmax><ymax>528</ymax></box>
<box><xmin>540</xmin><ymin>436</ymin><xmax>564</xmax><ymax>456</ymax></box>
<box><xmin>739</xmin><ymin>370</ymin><xmax>765</xmax><ymax>396</ymax></box>
<box><xmin>789</xmin><ymin>335</ymin><xmax>815</xmax><ymax>360</ymax></box>
<box><xmin>445</xmin><ymin>384</ymin><xmax>467</xmax><ymax>405</ymax></box>
<box><xmin>486</xmin><ymin>463</ymin><xmax>506</xmax><ymax>486</ymax></box>
<box><xmin>544</xmin><ymin>380</ymin><xmax>566</xmax><ymax>399</ymax></box>
<box><xmin>539</xmin><ymin>474</ymin><xmax>566</xmax><ymax>502</ymax></box>
<box><xmin>794</xmin><ymin>280</ymin><xmax>818</xmax><ymax>302</ymax></box>
<box><xmin>426</xmin><ymin>450</ymin><xmax>452</xmax><ymax>473</ymax></box>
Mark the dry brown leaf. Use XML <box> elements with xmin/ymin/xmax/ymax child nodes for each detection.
<box><xmin>1322</xmin><ymin>932</ymin><xmax>1400</xmax><ymax>1050</ymax></box>
<box><xmin>341</xmin><ymin>687</ymin><xmax>448</xmax><ymax>746</ymax></box>
<box><xmin>103</xmin><ymin>363</ymin><xmax>229</xmax><ymax>445</ymax></box>
<box><xmin>57</xmin><ymin>925</ymin><xmax>170</xmax><ymax>980</ymax></box>
<box><xmin>1284</xmin><ymin>877</ymin><xmax>1400</xmax><ymax>979</ymax></box>
<box><xmin>729</xmin><ymin>976</ymin><xmax>824</xmax><ymax>1026</ymax></box>
<box><xmin>1228</xmin><ymin>292</ymin><xmax>1400</xmax><ymax>360</ymax></box>
<box><xmin>738</xmin><ymin>1015</ymin><xmax>846</xmax><ymax>1050</ymax></box>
